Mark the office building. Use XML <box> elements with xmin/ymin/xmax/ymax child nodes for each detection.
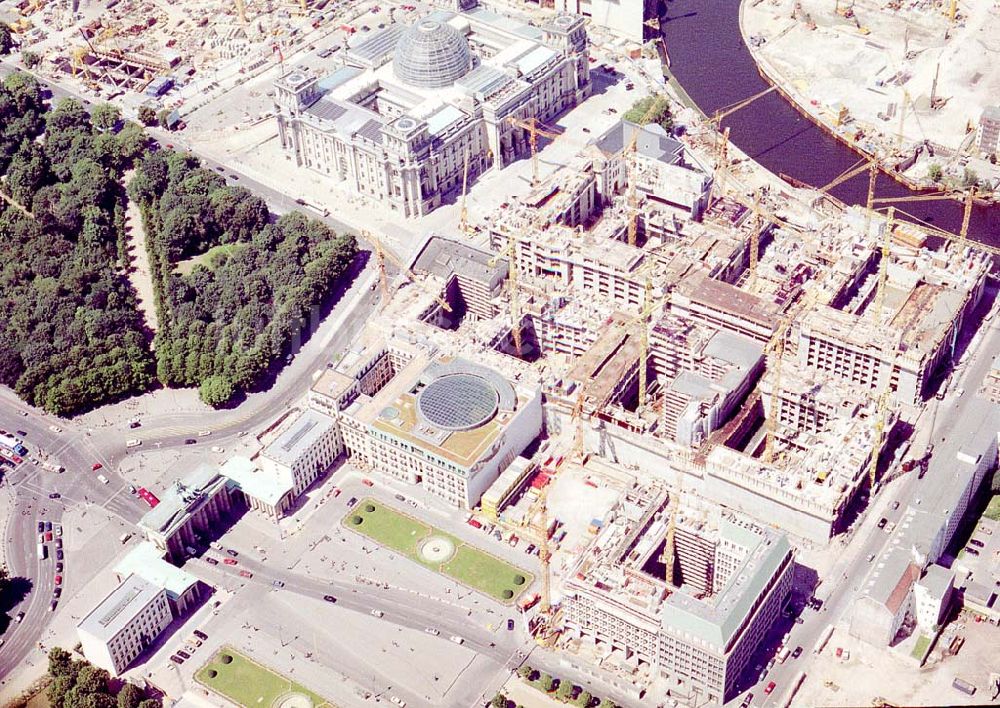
<box><xmin>113</xmin><ymin>542</ymin><xmax>204</xmax><ymax>617</ymax></box>
<box><xmin>563</xmin><ymin>488</ymin><xmax>793</xmax><ymax>706</ymax></box>
<box><xmin>274</xmin><ymin>3</ymin><xmax>590</xmax><ymax>217</ymax></box>
<box><xmin>77</xmin><ymin>574</ymin><xmax>172</xmax><ymax>676</ymax></box>
<box><xmin>259</xmin><ymin>409</ymin><xmax>341</xmax><ymax>498</ymax></box>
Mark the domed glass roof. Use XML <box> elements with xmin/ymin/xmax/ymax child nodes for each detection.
<box><xmin>417</xmin><ymin>373</ymin><xmax>499</xmax><ymax>431</ymax></box>
<box><xmin>393</xmin><ymin>19</ymin><xmax>473</xmax><ymax>89</ymax></box>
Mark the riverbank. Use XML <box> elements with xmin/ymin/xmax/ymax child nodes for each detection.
<box><xmin>739</xmin><ymin>0</ymin><xmax>1000</xmax><ymax>199</ymax></box>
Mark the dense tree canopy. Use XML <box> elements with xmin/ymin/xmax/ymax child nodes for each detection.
<box><xmin>623</xmin><ymin>95</ymin><xmax>674</xmax><ymax>133</ymax></box>
<box><xmin>46</xmin><ymin>649</ymin><xmax>161</xmax><ymax>708</ymax></box>
<box><xmin>130</xmin><ymin>151</ymin><xmax>356</xmax><ymax>405</ymax></box>
<box><xmin>0</xmin><ymin>85</ymin><xmax>155</xmax><ymax>415</ymax></box>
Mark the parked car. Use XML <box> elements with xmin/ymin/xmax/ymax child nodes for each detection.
<box><xmin>170</xmin><ymin>655</ymin><xmax>184</xmax><ymax>665</ymax></box>
<box><xmin>205</xmin><ymin>557</ymin><xmax>219</xmax><ymax>565</ymax></box>
<box><xmin>91</xmin><ymin>463</ymin><xmax>102</xmax><ymax>471</ymax></box>
<box><xmin>15</xmin><ymin>611</ymin><xmax>25</xmax><ymax>623</ymax></box>
<box><xmin>507</xmin><ymin>619</ymin><xmax>515</xmax><ymax>631</ymax></box>
<box><xmin>525</xmin><ymin>544</ymin><xmax>535</xmax><ymax>555</ymax></box>
<box><xmin>966</xmin><ymin>547</ymin><xmax>980</xmax><ymax>556</ymax></box>
<box><xmin>193</xmin><ymin>629</ymin><xmax>208</xmax><ymax>640</ymax></box>
<box><xmin>764</xmin><ymin>681</ymin><xmax>776</xmax><ymax>695</ymax></box>
<box><xmin>362</xmin><ymin>478</ymin><xmax>374</xmax><ymax>487</ymax></box>
<box><xmin>54</xmin><ymin>524</ymin><xmax>62</xmax><ymax>537</ymax></box>
<box><xmin>37</xmin><ymin>521</ymin><xmax>44</xmax><ymax>533</ymax></box>
<box><xmin>44</xmin><ymin>521</ymin><xmax>52</xmax><ymax>532</ymax></box>
<box><xmin>223</xmin><ymin>558</ymin><xmax>238</xmax><ymax>566</ymax></box>
<box><xmin>791</xmin><ymin>646</ymin><xmax>803</xmax><ymax>659</ymax></box>
<box><xmin>272</xmin><ymin>580</ymin><xmax>285</xmax><ymax>588</ymax></box>
<box><xmin>371</xmin><ymin>609</ymin><xmax>384</xmax><ymax>617</ymax></box>
<box><xmin>347</xmin><ymin>497</ymin><xmax>358</xmax><ymax>507</ymax></box>
<box><xmin>424</xmin><ymin>627</ymin><xmax>439</xmax><ymax>636</ymax></box>
<box><xmin>185</xmin><ymin>439</ymin><xmax>197</xmax><ymax>445</ymax></box>
<box><xmin>323</xmin><ymin>595</ymin><xmax>337</xmax><ymax>603</ymax></box>
<box><xmin>226</xmin><ymin>548</ymin><xmax>239</xmax><ymax>557</ymax></box>
<box><xmin>48</xmin><ymin>493</ymin><xmax>61</xmax><ymax>499</ymax></box>
<box><xmin>239</xmin><ymin>570</ymin><xmax>253</xmax><ymax>578</ymax></box>
<box><xmin>877</xmin><ymin>517</ymin><xmax>888</xmax><ymax>529</ymax></box>
<box><xmin>177</xmin><ymin>650</ymin><xmax>191</xmax><ymax>659</ymax></box>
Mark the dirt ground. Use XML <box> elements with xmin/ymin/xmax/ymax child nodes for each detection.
<box><xmin>123</xmin><ymin>170</ymin><xmax>159</xmax><ymax>337</ymax></box>
<box><xmin>797</xmin><ymin>618</ymin><xmax>1000</xmax><ymax>706</ymax></box>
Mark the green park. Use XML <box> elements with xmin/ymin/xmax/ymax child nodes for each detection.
<box><xmin>343</xmin><ymin>499</ymin><xmax>532</xmax><ymax>603</ymax></box>
<box><xmin>195</xmin><ymin>648</ymin><xmax>333</xmax><ymax>708</ymax></box>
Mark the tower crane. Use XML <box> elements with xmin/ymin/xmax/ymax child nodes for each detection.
<box><xmin>458</xmin><ymin>146</ymin><xmax>471</xmax><ymax>238</ymax></box>
<box><xmin>871</xmin><ymin>206</ymin><xmax>894</xmax><ymax>326</ymax></box>
<box><xmin>660</xmin><ymin>469</ymin><xmax>683</xmax><ymax>587</ymax></box>
<box><xmin>489</xmin><ymin>235</ymin><xmax>524</xmax><ymax>357</ymax></box>
<box><xmin>623</xmin><ymin>95</ymin><xmax>670</xmax><ymax>247</ymax></box>
<box><xmin>365</xmin><ymin>230</ymin><xmax>453</xmax><ymax>313</ymax></box>
<box><xmin>763</xmin><ymin>315</ymin><xmax>791</xmax><ymax>464</ymax></box>
<box><xmin>870</xmin><ymin>187</ymin><xmax>1000</xmax><ymax>257</ymax></box>
<box><xmin>703</xmin><ymin>86</ymin><xmax>777</xmax><ymax>208</ymax></box>
<box><xmin>507</xmin><ymin>116</ymin><xmax>560</xmax><ymax>187</ymax></box>
<box><xmin>747</xmin><ymin>189</ymin><xmax>763</xmax><ymax>289</ymax></box>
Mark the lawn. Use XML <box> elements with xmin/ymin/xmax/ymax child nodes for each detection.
<box><xmin>344</xmin><ymin>499</ymin><xmax>532</xmax><ymax>603</ymax></box>
<box><xmin>984</xmin><ymin>495</ymin><xmax>1000</xmax><ymax>522</ymax></box>
<box><xmin>195</xmin><ymin>647</ymin><xmax>333</xmax><ymax>708</ymax></box>
<box><xmin>911</xmin><ymin>634</ymin><xmax>932</xmax><ymax>661</ymax></box>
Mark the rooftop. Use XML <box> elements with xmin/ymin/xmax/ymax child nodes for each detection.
<box><xmin>113</xmin><ymin>542</ymin><xmax>199</xmax><ymax>601</ymax></box>
<box><xmin>139</xmin><ymin>464</ymin><xmax>229</xmax><ymax>538</ymax></box>
<box><xmin>221</xmin><ymin>456</ymin><xmax>292</xmax><ymax>507</ymax></box>
<box><xmin>78</xmin><ymin>574</ymin><xmax>163</xmax><ymax>643</ymax></box>
<box><xmin>263</xmin><ymin>409</ymin><xmax>337</xmax><ymax>467</ymax></box>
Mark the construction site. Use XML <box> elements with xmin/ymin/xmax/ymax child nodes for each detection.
<box><xmin>1</xmin><ymin>0</ymin><xmax>378</xmax><ymax>101</ymax></box>
<box><xmin>742</xmin><ymin>0</ymin><xmax>1000</xmax><ymax>193</ymax></box>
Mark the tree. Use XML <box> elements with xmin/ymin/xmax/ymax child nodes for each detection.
<box><xmin>575</xmin><ymin>691</ymin><xmax>592</xmax><ymax>708</ymax></box>
<box><xmin>0</xmin><ymin>23</ymin><xmax>12</xmax><ymax>56</ymax></box>
<box><xmin>47</xmin><ymin>674</ymin><xmax>74</xmax><ymax>707</ymax></box>
<box><xmin>556</xmin><ymin>680</ymin><xmax>574</xmax><ymax>702</ymax></box>
<box><xmin>91</xmin><ymin>103</ymin><xmax>122</xmax><ymax>133</ymax></box>
<box><xmin>623</xmin><ymin>95</ymin><xmax>673</xmax><ymax>133</ymax></box>
<box><xmin>598</xmin><ymin>699</ymin><xmax>618</xmax><ymax>708</ymax></box>
<box><xmin>928</xmin><ymin>163</ymin><xmax>943</xmax><ymax>183</ymax></box>
<box><xmin>137</xmin><ymin>105</ymin><xmax>157</xmax><ymax>126</ymax></box>
<box><xmin>47</xmin><ymin>647</ymin><xmax>75</xmax><ymax>678</ymax></box>
<box><xmin>75</xmin><ymin>664</ymin><xmax>110</xmax><ymax>694</ymax></box>
<box><xmin>199</xmin><ymin>374</ymin><xmax>234</xmax><ymax>406</ymax></box>
<box><xmin>21</xmin><ymin>50</ymin><xmax>40</xmax><ymax>68</ymax></box>
<box><xmin>539</xmin><ymin>674</ymin><xmax>554</xmax><ymax>692</ymax></box>
<box><xmin>116</xmin><ymin>683</ymin><xmax>143</xmax><ymax>708</ymax></box>
<box><xmin>962</xmin><ymin>167</ymin><xmax>979</xmax><ymax>188</ymax></box>
<box><xmin>517</xmin><ymin>665</ymin><xmax>534</xmax><ymax>679</ymax></box>
<box><xmin>157</xmin><ymin>109</ymin><xmax>172</xmax><ymax>130</ymax></box>
<box><xmin>491</xmin><ymin>694</ymin><xmax>508</xmax><ymax>708</ymax></box>
<box><xmin>136</xmin><ymin>700</ymin><xmax>162</xmax><ymax>708</ymax></box>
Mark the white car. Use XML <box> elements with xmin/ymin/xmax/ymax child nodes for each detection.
<box><xmin>371</xmin><ymin>609</ymin><xmax>384</xmax><ymax>618</ymax></box>
<box><xmin>390</xmin><ymin>697</ymin><xmax>406</xmax><ymax>707</ymax></box>
<box><xmin>423</xmin><ymin>627</ymin><xmax>439</xmax><ymax>636</ymax></box>
<box><xmin>97</xmin><ymin>474</ymin><xmax>109</xmax><ymax>484</ymax></box>
<box><xmin>449</xmin><ymin>635</ymin><xmax>464</xmax><ymax>645</ymax></box>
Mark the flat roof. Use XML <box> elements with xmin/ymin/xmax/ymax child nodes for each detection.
<box><xmin>263</xmin><ymin>409</ymin><xmax>337</xmax><ymax>467</ymax></box>
<box><xmin>114</xmin><ymin>542</ymin><xmax>198</xmax><ymax>601</ymax></box>
<box><xmin>78</xmin><ymin>573</ymin><xmax>163</xmax><ymax>642</ymax></box>
<box><xmin>411</xmin><ymin>234</ymin><xmax>506</xmax><ymax>287</ymax></box>
<box><xmin>221</xmin><ymin>456</ymin><xmax>292</xmax><ymax>506</ymax></box>
<box><xmin>663</xmin><ymin>518</ymin><xmax>792</xmax><ymax>649</ymax></box>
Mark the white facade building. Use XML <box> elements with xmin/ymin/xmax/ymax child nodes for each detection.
<box><xmin>77</xmin><ymin>574</ymin><xmax>172</xmax><ymax>676</ymax></box>
<box><xmin>274</xmin><ymin>2</ymin><xmax>590</xmax><ymax>217</ymax></box>
<box><xmin>259</xmin><ymin>409</ymin><xmax>342</xmax><ymax>497</ymax></box>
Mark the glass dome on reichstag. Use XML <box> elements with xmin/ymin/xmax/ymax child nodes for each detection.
<box><xmin>393</xmin><ymin>19</ymin><xmax>473</xmax><ymax>89</ymax></box>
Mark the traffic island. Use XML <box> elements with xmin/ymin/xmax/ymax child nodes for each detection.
<box><xmin>343</xmin><ymin>498</ymin><xmax>532</xmax><ymax>604</ymax></box>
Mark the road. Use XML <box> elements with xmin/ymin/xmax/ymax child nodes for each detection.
<box><xmin>0</xmin><ymin>56</ymin><xmax>390</xmax><ymax>681</ymax></box>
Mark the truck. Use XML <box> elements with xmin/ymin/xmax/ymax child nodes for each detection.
<box><xmin>519</xmin><ymin>593</ymin><xmax>540</xmax><ymax>611</ymax></box>
<box><xmin>37</xmin><ymin>543</ymin><xmax>47</xmax><ymax>560</ymax></box>
<box><xmin>0</xmin><ymin>432</ymin><xmax>28</xmax><ymax>456</ymax></box>
<box><xmin>777</xmin><ymin>647</ymin><xmax>791</xmax><ymax>664</ymax></box>
<box><xmin>814</xmin><ymin>625</ymin><xmax>834</xmax><ymax>655</ymax></box>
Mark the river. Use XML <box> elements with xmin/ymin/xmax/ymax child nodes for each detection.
<box><xmin>657</xmin><ymin>0</ymin><xmax>999</xmax><ymax>247</ymax></box>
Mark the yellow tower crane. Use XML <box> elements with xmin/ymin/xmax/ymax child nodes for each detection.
<box><xmin>660</xmin><ymin>470</ymin><xmax>683</xmax><ymax>587</ymax></box>
<box><xmin>458</xmin><ymin>146</ymin><xmax>471</xmax><ymax>238</ymax></box>
<box><xmin>747</xmin><ymin>189</ymin><xmax>763</xmax><ymax>289</ymax></box>
<box><xmin>235</xmin><ymin>0</ymin><xmax>248</xmax><ymax>26</ymax></box>
<box><xmin>623</xmin><ymin>95</ymin><xmax>670</xmax><ymax>247</ymax></box>
<box><xmin>872</xmin><ymin>187</ymin><xmax>1000</xmax><ymax>257</ymax></box>
<box><xmin>489</xmin><ymin>235</ymin><xmax>524</xmax><ymax>357</ymax></box>
<box><xmin>871</xmin><ymin>206</ymin><xmax>894</xmax><ymax>325</ymax></box>
<box><xmin>704</xmin><ymin>85</ymin><xmax>777</xmax><ymax>209</ymax></box>
<box><xmin>365</xmin><ymin>230</ymin><xmax>453</xmax><ymax>312</ymax></box>
<box><xmin>507</xmin><ymin>116</ymin><xmax>560</xmax><ymax>187</ymax></box>
<box><xmin>763</xmin><ymin>317</ymin><xmax>790</xmax><ymax>464</ymax></box>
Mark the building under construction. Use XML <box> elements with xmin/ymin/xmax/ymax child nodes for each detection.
<box><xmin>562</xmin><ymin>484</ymin><xmax>794</xmax><ymax>706</ymax></box>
